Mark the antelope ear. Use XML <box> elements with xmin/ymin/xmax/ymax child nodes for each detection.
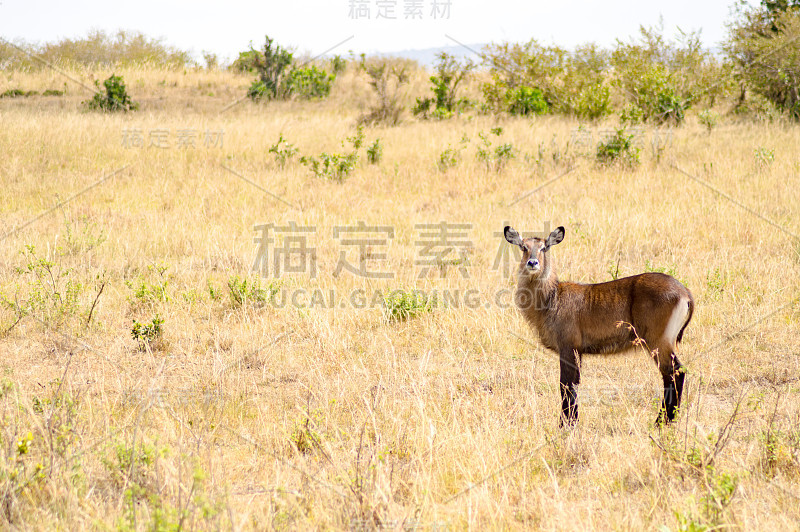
<box><xmin>504</xmin><ymin>226</ymin><xmax>524</xmax><ymax>248</ymax></box>
<box><xmin>543</xmin><ymin>226</ymin><xmax>565</xmax><ymax>251</ymax></box>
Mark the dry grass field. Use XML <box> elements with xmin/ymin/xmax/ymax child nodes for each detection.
<box><xmin>1</xmin><ymin>64</ymin><xmax>799</xmax><ymax>530</ymax></box>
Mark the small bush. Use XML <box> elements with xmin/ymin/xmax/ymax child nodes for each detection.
<box><xmin>300</xmin><ymin>126</ymin><xmax>364</xmax><ymax>181</ymax></box>
<box><xmin>476</xmin><ymin>128</ymin><xmax>515</xmax><ymax>172</ymax></box>
<box><xmin>290</xmin><ymin>408</ymin><xmax>325</xmax><ymax>455</ymax></box>
<box><xmin>84</xmin><ymin>74</ymin><xmax>138</xmax><ymax>111</ymax></box>
<box><xmin>285</xmin><ymin>65</ymin><xmax>336</xmax><ymax>99</ymax></box>
<box><xmin>300</xmin><ymin>152</ymin><xmax>358</xmax><ymax>182</ymax></box>
<box><xmin>620</xmin><ymin>103</ymin><xmax>645</xmax><ymax>125</ymax></box>
<box><xmin>438</xmin><ymin>147</ymin><xmax>460</xmax><ymax>171</ymax></box>
<box><xmin>207</xmin><ymin>281</ymin><xmax>222</xmax><ymax>301</ymax></box>
<box><xmin>131</xmin><ymin>315</ymin><xmax>164</xmax><ymax>348</ymax></box>
<box><xmin>754</xmin><ymin>146</ymin><xmax>775</xmax><ymax>166</ymax></box>
<box><xmin>507</xmin><ymin>86</ymin><xmax>549</xmax><ymax>116</ymax></box>
<box><xmin>227</xmin><ymin>276</ymin><xmax>279</xmax><ymax>308</ymax></box>
<box><xmin>366</xmin><ymin>139</ymin><xmax>383</xmax><ymax>164</ymax></box>
<box><xmin>731</xmin><ymin>92</ymin><xmax>782</xmax><ymax>122</ymax></box>
<box><xmin>127</xmin><ymin>279</ymin><xmax>169</xmax><ymax>306</ymax></box>
<box><xmin>437</xmin><ymin>134</ymin><xmax>470</xmax><ymax>172</ymax></box>
<box><xmin>244</xmin><ymin>37</ymin><xmax>336</xmax><ymax>102</ymax></box>
<box><xmin>383</xmin><ymin>290</ymin><xmax>437</xmax><ymax>322</ymax></box>
<box><xmin>705</xmin><ymin>268</ymin><xmax>727</xmax><ymax>299</ymax></box>
<box><xmin>125</xmin><ymin>264</ymin><xmax>170</xmax><ymax>308</ymax></box>
<box><xmin>618</xmin><ymin>66</ymin><xmax>689</xmax><ymax>125</ymax></box>
<box><xmin>246</xmin><ymin>36</ymin><xmax>293</xmax><ymax>101</ymax></box>
<box><xmin>330</xmin><ymin>55</ymin><xmax>346</xmax><ymax>75</ymax></box>
<box><xmin>596</xmin><ymin>129</ymin><xmax>640</xmax><ymax>167</ymax></box>
<box><xmin>231</xmin><ymin>49</ymin><xmax>262</xmax><ymax>73</ymax></box>
<box><xmin>413</xmin><ymin>52</ymin><xmax>474</xmax><ymax>120</ymax></box>
<box><xmin>247</xmin><ymin>80</ymin><xmax>269</xmax><ymax>101</ymax></box>
<box><xmin>358</xmin><ymin>58</ymin><xmax>410</xmax><ymax>126</ymax></box>
<box><xmin>269</xmin><ymin>133</ymin><xmax>298</xmax><ymax>168</ymax></box>
<box><xmin>0</xmin><ymin>89</ymin><xmax>25</xmax><ymax>98</ymax></box>
<box><xmin>3</xmin><ymin>245</ymin><xmax>84</xmax><ymax>330</ymax></box>
<box><xmin>698</xmin><ymin>109</ymin><xmax>719</xmax><ymax>134</ymax></box>
<box><xmin>572</xmin><ymin>84</ymin><xmax>612</xmax><ymax>121</ymax></box>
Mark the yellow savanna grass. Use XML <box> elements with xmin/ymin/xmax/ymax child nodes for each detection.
<box><xmin>0</xmin><ymin>65</ymin><xmax>799</xmax><ymax>530</ymax></box>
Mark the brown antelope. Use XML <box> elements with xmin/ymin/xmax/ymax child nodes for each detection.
<box><xmin>504</xmin><ymin>225</ymin><xmax>694</xmax><ymax>426</ymax></box>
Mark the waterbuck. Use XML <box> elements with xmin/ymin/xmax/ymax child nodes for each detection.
<box><xmin>504</xmin><ymin>225</ymin><xmax>694</xmax><ymax>426</ymax></box>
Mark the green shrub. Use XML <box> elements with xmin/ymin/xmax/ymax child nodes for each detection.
<box><xmin>476</xmin><ymin>128</ymin><xmax>515</xmax><ymax>172</ymax></box>
<box><xmin>247</xmin><ymin>80</ymin><xmax>269</xmax><ymax>101</ymax></box>
<box><xmin>438</xmin><ymin>147</ymin><xmax>459</xmax><ymax>171</ymax></box>
<box><xmin>482</xmin><ymin>41</ymin><xmax>608</xmax><ymax>116</ymax></box>
<box><xmin>437</xmin><ymin>135</ymin><xmax>469</xmax><ymax>171</ymax></box>
<box><xmin>300</xmin><ymin>126</ymin><xmax>364</xmax><ymax>181</ymax></box>
<box><xmin>227</xmin><ymin>276</ymin><xmax>279</xmax><ymax>308</ymax></box>
<box><xmin>244</xmin><ymin>37</ymin><xmax>336</xmax><ymax>102</ymax></box>
<box><xmin>3</xmin><ymin>245</ymin><xmax>83</xmax><ymax>329</ymax></box>
<box><xmin>413</xmin><ymin>52</ymin><xmax>473</xmax><ymax>119</ymax></box>
<box><xmin>731</xmin><ymin>92</ymin><xmax>783</xmax><ymax>122</ymax></box>
<box><xmin>383</xmin><ymin>290</ymin><xmax>437</xmax><ymax>322</ymax></box>
<box><xmin>84</xmin><ymin>74</ymin><xmax>138</xmax><ymax>111</ymax></box>
<box><xmin>620</xmin><ymin>103</ymin><xmax>645</xmax><ymax>125</ymax></box>
<box><xmin>246</xmin><ymin>36</ymin><xmax>293</xmax><ymax>101</ymax></box>
<box><xmin>300</xmin><ymin>152</ymin><xmax>358</xmax><ymax>182</ymax></box>
<box><xmin>366</xmin><ymin>139</ymin><xmax>383</xmax><ymax>164</ymax></box>
<box><xmin>611</xmin><ymin>25</ymin><xmax>720</xmax><ymax>123</ymax></box>
<box><xmin>506</xmin><ymin>86</ymin><xmax>549</xmax><ymax>116</ymax></box>
<box><xmin>231</xmin><ymin>49</ymin><xmax>262</xmax><ymax>72</ymax></box>
<box><xmin>125</xmin><ymin>264</ymin><xmax>170</xmax><ymax>307</ymax></box>
<box><xmin>131</xmin><ymin>315</ymin><xmax>164</xmax><ymax>347</ymax></box>
<box><xmin>726</xmin><ymin>6</ymin><xmax>800</xmax><ymax>120</ymax></box>
<box><xmin>754</xmin><ymin>146</ymin><xmax>775</xmax><ymax>166</ymax></box>
<box><xmin>126</xmin><ymin>279</ymin><xmax>169</xmax><ymax>306</ymax></box>
<box><xmin>330</xmin><ymin>55</ymin><xmax>347</xmax><ymax>75</ymax></box>
<box><xmin>698</xmin><ymin>109</ymin><xmax>719</xmax><ymax>134</ymax></box>
<box><xmin>596</xmin><ymin>129</ymin><xmax>640</xmax><ymax>167</ymax></box>
<box><xmin>285</xmin><ymin>65</ymin><xmax>336</xmax><ymax>99</ymax></box>
<box><xmin>621</xmin><ymin>66</ymin><xmax>688</xmax><ymax>124</ymax></box>
<box><xmin>269</xmin><ymin>133</ymin><xmax>298</xmax><ymax>167</ymax></box>
<box><xmin>207</xmin><ymin>281</ymin><xmax>222</xmax><ymax>301</ymax></box>
<box><xmin>572</xmin><ymin>84</ymin><xmax>612</xmax><ymax>121</ymax></box>
<box><xmin>0</xmin><ymin>89</ymin><xmax>25</xmax><ymax>98</ymax></box>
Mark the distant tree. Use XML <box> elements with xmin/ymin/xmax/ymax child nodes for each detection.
<box><xmin>725</xmin><ymin>1</ymin><xmax>800</xmax><ymax>118</ymax></box>
<box><xmin>247</xmin><ymin>36</ymin><xmax>294</xmax><ymax>100</ymax></box>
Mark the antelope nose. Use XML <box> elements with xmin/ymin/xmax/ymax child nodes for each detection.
<box><xmin>527</xmin><ymin>259</ymin><xmax>539</xmax><ymax>268</ymax></box>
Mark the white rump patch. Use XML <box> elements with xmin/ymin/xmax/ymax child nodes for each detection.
<box><xmin>663</xmin><ymin>297</ymin><xmax>690</xmax><ymax>345</ymax></box>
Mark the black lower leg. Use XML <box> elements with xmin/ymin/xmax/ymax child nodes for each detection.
<box><xmin>560</xmin><ymin>382</ymin><xmax>578</xmax><ymax>426</ymax></box>
<box><xmin>659</xmin><ymin>360</ymin><xmax>685</xmax><ymax>423</ymax></box>
<box><xmin>559</xmin><ymin>348</ymin><xmax>581</xmax><ymax>426</ymax></box>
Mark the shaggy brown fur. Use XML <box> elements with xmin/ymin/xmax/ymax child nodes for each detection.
<box><xmin>504</xmin><ymin>225</ymin><xmax>694</xmax><ymax>425</ymax></box>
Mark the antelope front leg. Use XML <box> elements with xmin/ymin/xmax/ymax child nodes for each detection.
<box><xmin>559</xmin><ymin>348</ymin><xmax>581</xmax><ymax>427</ymax></box>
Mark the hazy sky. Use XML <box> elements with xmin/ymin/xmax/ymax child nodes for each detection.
<box><xmin>1</xmin><ymin>0</ymin><xmax>758</xmax><ymax>61</ymax></box>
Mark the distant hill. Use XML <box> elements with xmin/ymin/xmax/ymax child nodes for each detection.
<box><xmin>367</xmin><ymin>43</ymin><xmax>487</xmax><ymax>67</ymax></box>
